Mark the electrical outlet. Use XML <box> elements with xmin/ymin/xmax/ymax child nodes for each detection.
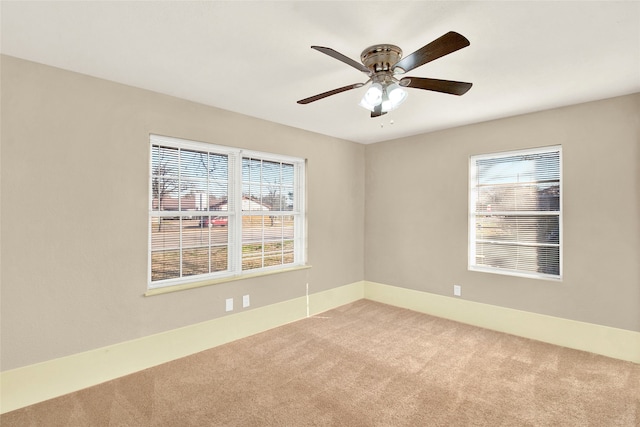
<box><xmin>225</xmin><ymin>298</ymin><xmax>233</xmax><ymax>312</ymax></box>
<box><xmin>453</xmin><ymin>285</ymin><xmax>462</xmax><ymax>297</ymax></box>
<box><xmin>243</xmin><ymin>294</ymin><xmax>250</xmax><ymax>308</ymax></box>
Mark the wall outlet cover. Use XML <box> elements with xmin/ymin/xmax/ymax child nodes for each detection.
<box><xmin>225</xmin><ymin>298</ymin><xmax>233</xmax><ymax>312</ymax></box>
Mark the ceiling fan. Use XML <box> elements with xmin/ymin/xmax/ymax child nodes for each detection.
<box><xmin>297</xmin><ymin>31</ymin><xmax>473</xmax><ymax>118</ymax></box>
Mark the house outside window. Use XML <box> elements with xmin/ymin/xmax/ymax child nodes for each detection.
<box><xmin>149</xmin><ymin>134</ymin><xmax>306</xmax><ymax>290</ymax></box>
<box><xmin>469</xmin><ymin>146</ymin><xmax>562</xmax><ymax>280</ymax></box>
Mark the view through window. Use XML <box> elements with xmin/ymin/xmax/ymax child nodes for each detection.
<box><xmin>149</xmin><ymin>135</ymin><xmax>305</xmax><ymax>289</ymax></box>
<box><xmin>469</xmin><ymin>146</ymin><xmax>561</xmax><ymax>280</ymax></box>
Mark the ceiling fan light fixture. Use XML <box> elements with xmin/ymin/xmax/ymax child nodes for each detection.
<box><xmin>360</xmin><ymin>83</ymin><xmax>383</xmax><ymax>111</ymax></box>
<box><xmin>358</xmin><ymin>98</ymin><xmax>375</xmax><ymax>112</ymax></box>
<box><xmin>386</xmin><ymin>83</ymin><xmax>407</xmax><ymax>110</ymax></box>
<box><xmin>381</xmin><ymin>91</ymin><xmax>397</xmax><ymax>113</ymax></box>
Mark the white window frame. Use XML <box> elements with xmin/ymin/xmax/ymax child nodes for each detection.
<box><xmin>148</xmin><ymin>134</ymin><xmax>306</xmax><ymax>290</ymax></box>
<box><xmin>469</xmin><ymin>145</ymin><xmax>562</xmax><ymax>281</ymax></box>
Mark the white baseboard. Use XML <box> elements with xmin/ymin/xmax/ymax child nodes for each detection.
<box><xmin>364</xmin><ymin>281</ymin><xmax>640</xmax><ymax>364</ymax></box>
<box><xmin>0</xmin><ymin>281</ymin><xmax>365</xmax><ymax>414</ymax></box>
<box><xmin>3</xmin><ymin>280</ymin><xmax>638</xmax><ymax>414</ymax></box>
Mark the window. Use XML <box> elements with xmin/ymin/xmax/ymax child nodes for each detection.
<box><xmin>149</xmin><ymin>135</ymin><xmax>305</xmax><ymax>290</ymax></box>
<box><xmin>469</xmin><ymin>146</ymin><xmax>561</xmax><ymax>280</ymax></box>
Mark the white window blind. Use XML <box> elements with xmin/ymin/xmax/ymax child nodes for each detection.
<box><xmin>149</xmin><ymin>135</ymin><xmax>305</xmax><ymax>289</ymax></box>
<box><xmin>241</xmin><ymin>156</ymin><xmax>301</xmax><ymax>271</ymax></box>
<box><xmin>469</xmin><ymin>146</ymin><xmax>561</xmax><ymax>280</ymax></box>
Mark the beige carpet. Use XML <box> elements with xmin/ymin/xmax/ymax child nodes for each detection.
<box><xmin>2</xmin><ymin>299</ymin><xmax>639</xmax><ymax>426</ymax></box>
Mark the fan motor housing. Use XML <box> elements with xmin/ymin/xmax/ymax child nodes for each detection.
<box><xmin>361</xmin><ymin>44</ymin><xmax>403</xmax><ymax>73</ymax></box>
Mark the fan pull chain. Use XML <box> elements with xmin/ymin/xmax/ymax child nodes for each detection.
<box><xmin>380</xmin><ymin>118</ymin><xmax>395</xmax><ymax>128</ymax></box>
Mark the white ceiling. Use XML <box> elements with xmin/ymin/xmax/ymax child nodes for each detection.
<box><xmin>2</xmin><ymin>1</ymin><xmax>639</xmax><ymax>144</ymax></box>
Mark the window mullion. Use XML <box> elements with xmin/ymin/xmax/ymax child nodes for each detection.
<box><xmin>231</xmin><ymin>152</ymin><xmax>243</xmax><ymax>274</ymax></box>
<box><xmin>260</xmin><ymin>159</ymin><xmax>265</xmax><ymax>269</ymax></box>
<box><xmin>475</xmin><ymin>239</ymin><xmax>560</xmax><ymax>248</ymax></box>
<box><xmin>475</xmin><ymin>211</ymin><xmax>559</xmax><ymax>216</ymax></box>
<box><xmin>207</xmin><ymin>154</ymin><xmax>212</xmax><ymax>275</ymax></box>
<box><xmin>178</xmin><ymin>148</ymin><xmax>183</xmax><ymax>279</ymax></box>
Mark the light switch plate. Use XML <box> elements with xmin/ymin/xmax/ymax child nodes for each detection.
<box><xmin>454</xmin><ymin>285</ymin><xmax>462</xmax><ymax>297</ymax></box>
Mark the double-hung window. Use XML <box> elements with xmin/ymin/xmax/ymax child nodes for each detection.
<box><xmin>149</xmin><ymin>135</ymin><xmax>305</xmax><ymax>290</ymax></box>
<box><xmin>469</xmin><ymin>146</ymin><xmax>562</xmax><ymax>280</ymax></box>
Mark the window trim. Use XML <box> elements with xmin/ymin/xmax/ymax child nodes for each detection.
<box><xmin>468</xmin><ymin>145</ymin><xmax>562</xmax><ymax>281</ymax></box>
<box><xmin>148</xmin><ymin>134</ymin><xmax>307</xmax><ymax>291</ymax></box>
<box><xmin>144</xmin><ymin>264</ymin><xmax>312</xmax><ymax>297</ymax></box>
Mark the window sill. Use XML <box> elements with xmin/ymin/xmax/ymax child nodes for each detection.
<box><xmin>144</xmin><ymin>264</ymin><xmax>312</xmax><ymax>297</ymax></box>
<box><xmin>469</xmin><ymin>265</ymin><xmax>562</xmax><ymax>282</ymax></box>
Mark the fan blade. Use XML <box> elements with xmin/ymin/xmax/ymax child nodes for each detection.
<box><xmin>400</xmin><ymin>77</ymin><xmax>472</xmax><ymax>96</ymax></box>
<box><xmin>297</xmin><ymin>83</ymin><xmax>364</xmax><ymax>104</ymax></box>
<box><xmin>371</xmin><ymin>104</ymin><xmax>386</xmax><ymax>118</ymax></box>
<box><xmin>311</xmin><ymin>46</ymin><xmax>371</xmax><ymax>74</ymax></box>
<box><xmin>392</xmin><ymin>31</ymin><xmax>470</xmax><ymax>74</ymax></box>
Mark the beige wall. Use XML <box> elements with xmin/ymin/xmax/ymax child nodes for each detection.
<box><xmin>365</xmin><ymin>93</ymin><xmax>640</xmax><ymax>332</ymax></box>
<box><xmin>2</xmin><ymin>54</ymin><xmax>638</xmax><ymax>374</ymax></box>
<box><xmin>0</xmin><ymin>56</ymin><xmax>365</xmax><ymax>370</ymax></box>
